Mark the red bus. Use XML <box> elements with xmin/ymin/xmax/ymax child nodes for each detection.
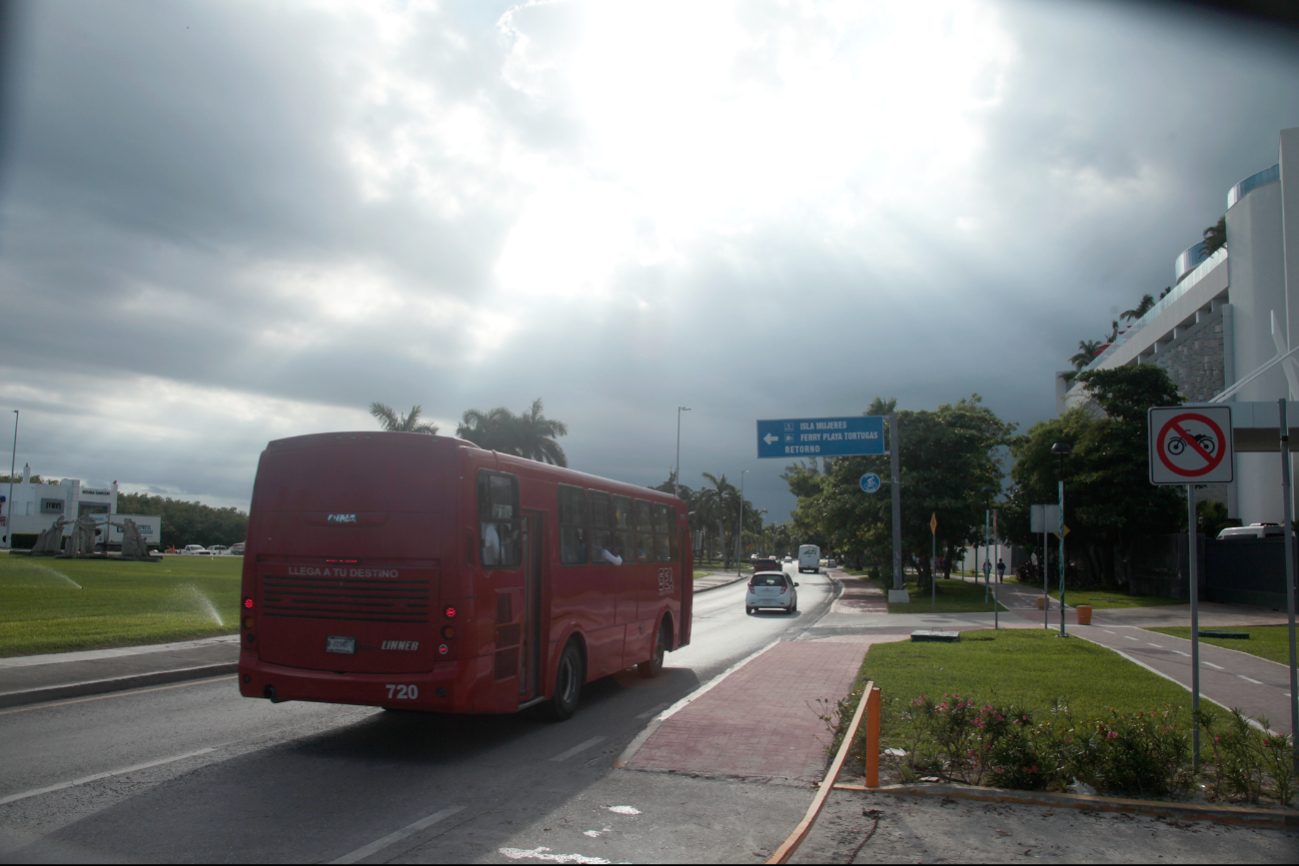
<box><xmin>237</xmin><ymin>431</ymin><xmax>693</xmax><ymax>720</ymax></box>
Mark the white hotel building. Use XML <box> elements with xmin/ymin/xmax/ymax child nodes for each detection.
<box><xmin>1058</xmin><ymin>128</ymin><xmax>1299</xmax><ymax>525</ymax></box>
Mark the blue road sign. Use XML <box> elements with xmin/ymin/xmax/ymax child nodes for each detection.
<box><xmin>757</xmin><ymin>415</ymin><xmax>886</xmax><ymax>459</ymax></box>
<box><xmin>860</xmin><ymin>473</ymin><xmax>881</xmax><ymax>493</ymax></box>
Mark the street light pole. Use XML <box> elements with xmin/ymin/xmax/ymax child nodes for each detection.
<box><xmin>743</xmin><ymin>470</ymin><xmax>753</xmax><ymax>571</ymax></box>
<box><xmin>1051</xmin><ymin>441</ymin><xmax>1072</xmax><ymax>637</ymax></box>
<box><xmin>5</xmin><ymin>410</ymin><xmax>16</xmax><ymax>549</ymax></box>
<box><xmin>674</xmin><ymin>406</ymin><xmax>690</xmax><ymax>500</ymax></box>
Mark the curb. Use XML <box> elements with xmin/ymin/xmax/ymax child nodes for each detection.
<box><xmin>694</xmin><ymin>573</ymin><xmax>750</xmax><ymax>593</ymax></box>
<box><xmin>0</xmin><ymin>663</ymin><xmax>239</xmax><ymax>710</ymax></box>
<box><xmin>832</xmin><ymin>782</ymin><xmax>1299</xmax><ymax>830</ymax></box>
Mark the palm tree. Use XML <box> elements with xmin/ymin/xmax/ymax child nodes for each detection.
<box><xmin>456</xmin><ymin>406</ymin><xmax>515</xmax><ymax>451</ymax></box>
<box><xmin>1121</xmin><ymin>294</ymin><xmax>1156</xmax><ymax>322</ymax></box>
<box><xmin>369</xmin><ymin>403</ymin><xmax>438</xmax><ymax>434</ymax></box>
<box><xmin>1202</xmin><ymin>215</ymin><xmax>1227</xmax><ymax>256</ymax></box>
<box><xmin>1069</xmin><ymin>340</ymin><xmax>1103</xmax><ymax>371</ymax></box>
<box><xmin>456</xmin><ymin>398</ymin><xmax>569</xmax><ymax>465</ymax></box>
<box><xmin>513</xmin><ymin>398</ymin><xmax>568</xmax><ymax>466</ymax></box>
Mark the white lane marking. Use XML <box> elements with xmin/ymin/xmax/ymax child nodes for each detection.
<box><xmin>0</xmin><ymin>748</ymin><xmax>216</xmax><ymax>807</ymax></box>
<box><xmin>636</xmin><ymin>703</ymin><xmax>670</xmax><ymax>719</ymax></box>
<box><xmin>1238</xmin><ymin>675</ymin><xmax>1264</xmax><ymax>685</ymax></box>
<box><xmin>1123</xmin><ymin>635</ymin><xmax>1140</xmax><ymax>641</ymax></box>
<box><xmin>499</xmin><ymin>847</ymin><xmax>610</xmax><ymax>864</ymax></box>
<box><xmin>1172</xmin><ymin>650</ymin><xmax>1190</xmax><ymax>657</ymax></box>
<box><xmin>1101</xmin><ymin>630</ymin><xmax>1116</xmax><ymax>635</ymax></box>
<box><xmin>549</xmin><ymin>736</ymin><xmax>606</xmax><ymax>762</ymax></box>
<box><xmin>331</xmin><ymin>805</ymin><xmax>464</xmax><ymax>864</ymax></box>
<box><xmin>1147</xmin><ymin>643</ymin><xmax>1163</xmax><ymax>648</ymax></box>
<box><xmin>1205</xmin><ymin>662</ymin><xmax>1224</xmax><ymax>670</ymax></box>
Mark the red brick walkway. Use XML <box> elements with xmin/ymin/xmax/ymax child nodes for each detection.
<box><xmin>832</xmin><ymin>577</ymin><xmax>889</xmax><ymax>614</ymax></box>
<box><xmin>624</xmin><ymin>639</ymin><xmax>899</xmax><ymax>784</ymax></box>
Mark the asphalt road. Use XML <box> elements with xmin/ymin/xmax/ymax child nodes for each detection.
<box><xmin>0</xmin><ymin>568</ymin><xmax>839</xmax><ymax>863</ymax></box>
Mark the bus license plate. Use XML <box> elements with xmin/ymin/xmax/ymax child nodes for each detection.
<box><xmin>326</xmin><ymin>635</ymin><xmax>356</xmax><ymax>654</ymax></box>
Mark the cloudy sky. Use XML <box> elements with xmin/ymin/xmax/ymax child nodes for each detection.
<box><xmin>1</xmin><ymin>0</ymin><xmax>1297</xmax><ymax>523</ymax></box>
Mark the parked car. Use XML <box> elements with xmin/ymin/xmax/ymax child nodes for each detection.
<box><xmin>229</xmin><ymin>542</ymin><xmax>246</xmax><ymax>555</ymax></box>
<box><xmin>746</xmin><ymin>571</ymin><xmax>799</xmax><ymax>615</ymax></box>
<box><xmin>181</xmin><ymin>544</ymin><xmax>208</xmax><ymax>555</ymax></box>
<box><xmin>208</xmin><ymin>545</ymin><xmax>229</xmax><ymax>555</ymax></box>
<box><xmin>1217</xmin><ymin>523</ymin><xmax>1284</xmax><ymax>539</ymax></box>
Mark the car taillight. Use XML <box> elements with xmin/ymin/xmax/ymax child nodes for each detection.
<box><xmin>779</xmin><ymin>585</ymin><xmax>788</xmax><ymax>594</ymax></box>
<box><xmin>747</xmin><ymin>583</ymin><xmax>754</xmax><ymax>589</ymax></box>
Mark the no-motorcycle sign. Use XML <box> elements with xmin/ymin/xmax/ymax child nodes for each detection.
<box><xmin>1148</xmin><ymin>406</ymin><xmax>1234</xmax><ymax>485</ymax></box>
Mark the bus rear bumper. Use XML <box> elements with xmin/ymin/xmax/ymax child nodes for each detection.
<box><xmin>238</xmin><ymin>651</ymin><xmax>477</xmax><ymax>712</ymax></box>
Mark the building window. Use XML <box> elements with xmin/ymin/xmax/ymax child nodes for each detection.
<box><xmin>40</xmin><ymin>499</ymin><xmax>64</xmax><ymax>515</ymax></box>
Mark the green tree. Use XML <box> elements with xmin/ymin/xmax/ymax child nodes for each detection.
<box><xmin>1202</xmin><ymin>215</ymin><xmax>1227</xmax><ymax>257</ymax></box>
<box><xmin>786</xmin><ymin>396</ymin><xmax>1014</xmax><ymax>593</ymax></box>
<box><xmin>117</xmin><ymin>493</ymin><xmax>249</xmax><ymax>550</ymax></box>
<box><xmin>456</xmin><ymin>399</ymin><xmax>568</xmax><ymax>465</ymax></box>
<box><xmin>513</xmin><ymin>398</ymin><xmax>569</xmax><ymax>466</ymax></box>
<box><xmin>1070</xmin><ymin>339</ymin><xmax>1104</xmax><ymax>371</ymax></box>
<box><xmin>369</xmin><ymin>403</ymin><xmax>438</xmax><ymax>434</ymax></box>
<box><xmin>1002</xmin><ymin>364</ymin><xmax>1184</xmax><ymax>587</ymax></box>
<box><xmin>1122</xmin><ymin>294</ymin><xmax>1156</xmax><ymax>322</ymax></box>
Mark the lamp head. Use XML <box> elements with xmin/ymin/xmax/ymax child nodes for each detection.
<box><xmin>1051</xmin><ymin>441</ymin><xmax>1072</xmax><ymax>456</ymax></box>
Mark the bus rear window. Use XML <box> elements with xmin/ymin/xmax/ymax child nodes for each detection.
<box><xmin>478</xmin><ymin>470</ymin><xmax>520</xmax><ymax>567</ymax></box>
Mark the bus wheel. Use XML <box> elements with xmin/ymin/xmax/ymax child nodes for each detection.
<box><xmin>543</xmin><ymin>641</ymin><xmax>584</xmax><ymax>721</ymax></box>
<box><xmin>638</xmin><ymin>622</ymin><xmax>669</xmax><ymax>679</ymax></box>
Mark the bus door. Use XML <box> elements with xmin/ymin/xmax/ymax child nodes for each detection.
<box><xmin>519</xmin><ymin>510</ymin><xmax>544</xmax><ymax>701</ymax></box>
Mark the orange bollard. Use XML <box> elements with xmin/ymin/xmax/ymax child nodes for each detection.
<box><xmin>865</xmin><ymin>684</ymin><xmax>881</xmax><ymax>788</ymax></box>
<box><xmin>1076</xmin><ymin>605</ymin><xmax>1092</xmax><ymax>625</ymax></box>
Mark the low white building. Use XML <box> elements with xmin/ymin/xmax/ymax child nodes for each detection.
<box><xmin>1058</xmin><ymin>127</ymin><xmax>1299</xmax><ymax>525</ymax></box>
<box><xmin>1</xmin><ymin>465</ymin><xmax>160</xmax><ymax>550</ymax></box>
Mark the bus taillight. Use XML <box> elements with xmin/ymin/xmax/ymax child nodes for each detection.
<box><xmin>443</xmin><ymin>605</ymin><xmax>457</xmax><ymax>619</ymax></box>
<box><xmin>244</xmin><ymin>597</ymin><xmax>254</xmax><ymax>610</ymax></box>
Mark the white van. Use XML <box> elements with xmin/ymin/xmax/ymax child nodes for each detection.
<box><xmin>1216</xmin><ymin>523</ymin><xmax>1284</xmax><ymax>539</ymax></box>
<box><xmin>798</xmin><ymin>544</ymin><xmax>820</xmax><ymax>574</ymax></box>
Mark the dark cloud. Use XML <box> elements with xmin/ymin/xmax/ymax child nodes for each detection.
<box><xmin>1</xmin><ymin>0</ymin><xmax>1296</xmax><ymax>525</ymax></box>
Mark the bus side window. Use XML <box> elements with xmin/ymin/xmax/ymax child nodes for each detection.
<box><xmin>613</xmin><ymin>495</ymin><xmax>634</xmax><ymax>564</ymax></box>
<box><xmin>558</xmin><ymin>484</ymin><xmax>588</xmax><ymax>565</ymax></box>
<box><xmin>478</xmin><ymin>470</ymin><xmax>520</xmax><ymax>568</ymax></box>
<box><xmin>653</xmin><ymin>503</ymin><xmax>673</xmax><ymax>562</ymax></box>
<box><xmin>589</xmin><ymin>491</ymin><xmax>616</xmax><ymax>565</ymax></box>
<box><xmin>634</xmin><ymin>500</ymin><xmax>653</xmax><ymax>563</ymax></box>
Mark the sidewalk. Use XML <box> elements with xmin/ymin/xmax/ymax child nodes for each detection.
<box><xmin>0</xmin><ymin>635</ymin><xmax>239</xmax><ymax>709</ymax></box>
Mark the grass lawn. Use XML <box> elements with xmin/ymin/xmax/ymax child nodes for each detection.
<box><xmin>859</xmin><ymin>573</ymin><xmax>1002</xmax><ymax>614</ymax></box>
<box><xmin>0</xmin><ymin>554</ymin><xmax>241</xmax><ymax>657</ymax></box>
<box><xmin>853</xmin><ymin>628</ymin><xmax>1200</xmax><ymax>743</ymax></box>
<box><xmin>1148</xmin><ymin>625</ymin><xmax>1298</xmax><ymax>666</ymax></box>
<box><xmin>1036</xmin><ymin>585</ymin><xmax>1185</xmax><ymax>610</ymax></box>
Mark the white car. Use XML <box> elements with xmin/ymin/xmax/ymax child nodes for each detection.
<box><xmin>745</xmin><ymin>571</ymin><xmax>799</xmax><ymax>615</ymax></box>
<box><xmin>208</xmin><ymin>545</ymin><xmax>229</xmax><ymax>555</ymax></box>
<box><xmin>182</xmin><ymin>544</ymin><xmax>211</xmax><ymax>555</ymax></box>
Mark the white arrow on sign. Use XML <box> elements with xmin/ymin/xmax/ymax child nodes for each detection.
<box><xmin>763</xmin><ymin>433</ymin><xmax>779</xmax><ymax>445</ymax></box>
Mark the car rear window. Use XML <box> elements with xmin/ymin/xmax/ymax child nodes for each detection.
<box><xmin>752</xmin><ymin>574</ymin><xmax>785</xmax><ymax>586</ymax></box>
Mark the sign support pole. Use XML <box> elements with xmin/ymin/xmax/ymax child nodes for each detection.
<box><xmin>1279</xmin><ymin>399</ymin><xmax>1298</xmax><ymax>777</ymax></box>
<box><xmin>1058</xmin><ymin>478</ymin><xmax>1067</xmax><ymax>637</ymax></box>
<box><xmin>1043</xmin><ymin>524</ymin><xmax>1049</xmax><ymax>629</ymax></box>
<box><xmin>890</xmin><ymin>413</ymin><xmax>903</xmax><ymax>593</ymax></box>
<box><xmin>1188</xmin><ymin>481</ymin><xmax>1200</xmax><ymax>771</ymax></box>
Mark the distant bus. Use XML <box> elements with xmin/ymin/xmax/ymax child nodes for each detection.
<box><xmin>237</xmin><ymin>432</ymin><xmax>693</xmax><ymax>720</ymax></box>
<box><xmin>798</xmin><ymin>544</ymin><xmax>820</xmax><ymax>574</ymax></box>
